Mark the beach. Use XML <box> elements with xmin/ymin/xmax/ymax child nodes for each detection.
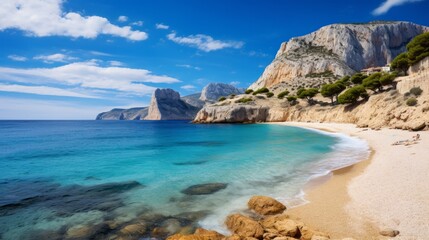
<box><xmin>277</xmin><ymin>122</ymin><xmax>429</xmax><ymax>239</ymax></box>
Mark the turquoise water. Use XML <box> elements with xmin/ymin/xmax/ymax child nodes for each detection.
<box><xmin>0</xmin><ymin>121</ymin><xmax>369</xmax><ymax>239</ymax></box>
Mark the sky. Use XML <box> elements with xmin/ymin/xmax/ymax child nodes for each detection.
<box><xmin>0</xmin><ymin>0</ymin><xmax>428</xmax><ymax>119</ymax></box>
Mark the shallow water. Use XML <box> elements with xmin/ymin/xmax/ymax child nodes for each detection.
<box><xmin>0</xmin><ymin>120</ymin><xmax>369</xmax><ymax>239</ymax></box>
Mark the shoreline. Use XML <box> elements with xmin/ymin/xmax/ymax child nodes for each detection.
<box><xmin>274</xmin><ymin>122</ymin><xmax>429</xmax><ymax>239</ymax></box>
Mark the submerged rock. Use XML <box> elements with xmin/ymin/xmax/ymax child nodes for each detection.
<box><xmin>248</xmin><ymin>196</ymin><xmax>286</xmax><ymax>215</ymax></box>
<box><xmin>181</xmin><ymin>183</ymin><xmax>227</xmax><ymax>195</ymax></box>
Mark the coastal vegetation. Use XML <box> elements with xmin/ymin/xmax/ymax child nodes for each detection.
<box><xmin>391</xmin><ymin>32</ymin><xmax>429</xmax><ymax>74</ymax></box>
<box><xmin>218</xmin><ymin>96</ymin><xmax>226</xmax><ymax>102</ymax></box>
<box><xmin>338</xmin><ymin>85</ymin><xmax>368</xmax><ymax>104</ymax></box>
<box><xmin>406</xmin><ymin>97</ymin><xmax>417</xmax><ymax>106</ymax></box>
<box><xmin>252</xmin><ymin>87</ymin><xmax>269</xmax><ymax>95</ymax></box>
<box><xmin>409</xmin><ymin>86</ymin><xmax>423</xmax><ymax>96</ymax></box>
<box><xmin>297</xmin><ymin>88</ymin><xmax>319</xmax><ymax>103</ymax></box>
<box><xmin>236</xmin><ymin>97</ymin><xmax>253</xmax><ymax>103</ymax></box>
<box><xmin>245</xmin><ymin>89</ymin><xmax>253</xmax><ymax>94</ymax></box>
<box><xmin>277</xmin><ymin>90</ymin><xmax>290</xmax><ymax>99</ymax></box>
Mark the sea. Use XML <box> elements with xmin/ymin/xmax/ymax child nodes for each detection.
<box><xmin>0</xmin><ymin>120</ymin><xmax>369</xmax><ymax>239</ymax></box>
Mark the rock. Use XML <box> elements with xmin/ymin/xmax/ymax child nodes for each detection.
<box><xmin>145</xmin><ymin>88</ymin><xmax>201</xmax><ymax>120</ymax></box>
<box><xmin>260</xmin><ymin>214</ymin><xmax>290</xmax><ymax>229</ymax></box>
<box><xmin>225</xmin><ymin>213</ymin><xmax>264</xmax><ymax>238</ymax></box>
<box><xmin>181</xmin><ymin>183</ymin><xmax>227</xmax><ymax>195</ymax></box>
<box><xmin>225</xmin><ymin>234</ymin><xmax>242</xmax><ymax>240</ymax></box>
<box><xmin>272</xmin><ymin>237</ymin><xmax>296</xmax><ymax>240</ymax></box>
<box><xmin>200</xmin><ymin>83</ymin><xmax>244</xmax><ymax>102</ymax></box>
<box><xmin>96</xmin><ymin>107</ymin><xmax>149</xmax><ymax>120</ymax></box>
<box><xmin>65</xmin><ymin>225</ymin><xmax>94</xmax><ymax>239</ymax></box>
<box><xmin>167</xmin><ymin>228</ymin><xmax>224</xmax><ymax>240</ymax></box>
<box><xmin>194</xmin><ymin>105</ymin><xmax>270</xmax><ymax>123</ymax></box>
<box><xmin>119</xmin><ymin>222</ymin><xmax>146</xmax><ymax>236</ymax></box>
<box><xmin>310</xmin><ymin>236</ymin><xmax>330</xmax><ymax>240</ymax></box>
<box><xmin>273</xmin><ymin>219</ymin><xmax>299</xmax><ymax>237</ymax></box>
<box><xmin>161</xmin><ymin>218</ymin><xmax>182</xmax><ymax>235</ymax></box>
<box><xmin>248</xmin><ymin>196</ymin><xmax>286</xmax><ymax>215</ymax></box>
<box><xmin>379</xmin><ymin>228</ymin><xmax>400</xmax><ymax>237</ymax></box>
<box><xmin>250</xmin><ymin>21</ymin><xmax>428</xmax><ymax>90</ymax></box>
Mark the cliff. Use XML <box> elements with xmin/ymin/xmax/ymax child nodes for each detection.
<box><xmin>250</xmin><ymin>21</ymin><xmax>428</xmax><ymax>90</ymax></box>
<box><xmin>200</xmin><ymin>83</ymin><xmax>244</xmax><ymax>102</ymax></box>
<box><xmin>144</xmin><ymin>88</ymin><xmax>200</xmax><ymax>120</ymax></box>
<box><xmin>96</xmin><ymin>83</ymin><xmax>242</xmax><ymax>120</ymax></box>
<box><xmin>96</xmin><ymin>107</ymin><xmax>148</xmax><ymax>120</ymax></box>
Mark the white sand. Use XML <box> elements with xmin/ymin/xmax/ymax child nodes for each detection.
<box><xmin>277</xmin><ymin>122</ymin><xmax>429</xmax><ymax>239</ymax></box>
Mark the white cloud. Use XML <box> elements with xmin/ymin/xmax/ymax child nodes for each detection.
<box><xmin>167</xmin><ymin>32</ymin><xmax>244</xmax><ymax>52</ymax></box>
<box><xmin>89</xmin><ymin>51</ymin><xmax>112</xmax><ymax>57</ymax></box>
<box><xmin>0</xmin><ymin>0</ymin><xmax>148</xmax><ymax>41</ymax></box>
<box><xmin>0</xmin><ymin>61</ymin><xmax>181</xmax><ymax>96</ymax></box>
<box><xmin>176</xmin><ymin>64</ymin><xmax>201</xmax><ymax>70</ymax></box>
<box><xmin>109</xmin><ymin>60</ymin><xmax>124</xmax><ymax>67</ymax></box>
<box><xmin>372</xmin><ymin>0</ymin><xmax>423</xmax><ymax>15</ymax></box>
<box><xmin>156</xmin><ymin>23</ymin><xmax>169</xmax><ymax>30</ymax></box>
<box><xmin>230</xmin><ymin>81</ymin><xmax>240</xmax><ymax>86</ymax></box>
<box><xmin>34</xmin><ymin>53</ymin><xmax>77</xmax><ymax>63</ymax></box>
<box><xmin>181</xmin><ymin>85</ymin><xmax>196</xmax><ymax>90</ymax></box>
<box><xmin>8</xmin><ymin>54</ymin><xmax>27</xmax><ymax>61</ymax></box>
<box><xmin>0</xmin><ymin>97</ymin><xmax>108</xmax><ymax>120</ymax></box>
<box><xmin>0</xmin><ymin>84</ymin><xmax>98</xmax><ymax>98</ymax></box>
<box><xmin>118</xmin><ymin>15</ymin><xmax>128</xmax><ymax>22</ymax></box>
<box><xmin>132</xmin><ymin>21</ymin><xmax>144</xmax><ymax>26</ymax></box>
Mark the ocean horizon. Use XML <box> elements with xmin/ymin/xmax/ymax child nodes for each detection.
<box><xmin>0</xmin><ymin>120</ymin><xmax>369</xmax><ymax>239</ymax></box>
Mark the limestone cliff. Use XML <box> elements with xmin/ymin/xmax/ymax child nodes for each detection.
<box><xmin>96</xmin><ymin>107</ymin><xmax>148</xmax><ymax>120</ymax></box>
<box><xmin>144</xmin><ymin>88</ymin><xmax>200</xmax><ymax>120</ymax></box>
<box><xmin>249</xmin><ymin>21</ymin><xmax>429</xmax><ymax>90</ymax></box>
<box><xmin>200</xmin><ymin>83</ymin><xmax>244</xmax><ymax>102</ymax></box>
<box><xmin>96</xmin><ymin>83</ymin><xmax>242</xmax><ymax>120</ymax></box>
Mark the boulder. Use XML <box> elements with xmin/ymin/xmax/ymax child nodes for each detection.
<box><xmin>167</xmin><ymin>228</ymin><xmax>224</xmax><ymax>240</ymax></box>
<box><xmin>379</xmin><ymin>228</ymin><xmax>400</xmax><ymax>237</ymax></box>
<box><xmin>273</xmin><ymin>219</ymin><xmax>299</xmax><ymax>237</ymax></box>
<box><xmin>310</xmin><ymin>236</ymin><xmax>330</xmax><ymax>240</ymax></box>
<box><xmin>248</xmin><ymin>196</ymin><xmax>286</xmax><ymax>215</ymax></box>
<box><xmin>225</xmin><ymin>213</ymin><xmax>264</xmax><ymax>238</ymax></box>
<box><xmin>260</xmin><ymin>214</ymin><xmax>290</xmax><ymax>230</ymax></box>
<box><xmin>181</xmin><ymin>183</ymin><xmax>227</xmax><ymax>195</ymax></box>
<box><xmin>119</xmin><ymin>222</ymin><xmax>146</xmax><ymax>236</ymax></box>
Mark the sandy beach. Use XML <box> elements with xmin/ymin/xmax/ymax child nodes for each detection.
<box><xmin>276</xmin><ymin>122</ymin><xmax>429</xmax><ymax>239</ymax></box>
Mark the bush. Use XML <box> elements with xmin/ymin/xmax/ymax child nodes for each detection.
<box><xmin>252</xmin><ymin>87</ymin><xmax>269</xmax><ymax>95</ymax></box>
<box><xmin>286</xmin><ymin>96</ymin><xmax>298</xmax><ymax>104</ymax></box>
<box><xmin>236</xmin><ymin>97</ymin><xmax>253</xmax><ymax>103</ymax></box>
<box><xmin>266</xmin><ymin>92</ymin><xmax>274</xmax><ymax>98</ymax></box>
<box><xmin>391</xmin><ymin>52</ymin><xmax>410</xmax><ymax>74</ymax></box>
<box><xmin>218</xmin><ymin>96</ymin><xmax>226</xmax><ymax>102</ymax></box>
<box><xmin>350</xmin><ymin>73</ymin><xmax>366</xmax><ymax>84</ymax></box>
<box><xmin>277</xmin><ymin>90</ymin><xmax>290</xmax><ymax>99</ymax></box>
<box><xmin>338</xmin><ymin>85</ymin><xmax>367</xmax><ymax>104</ymax></box>
<box><xmin>321</xmin><ymin>82</ymin><xmax>346</xmax><ymax>104</ymax></box>
<box><xmin>379</xmin><ymin>73</ymin><xmax>397</xmax><ymax>87</ymax></box>
<box><xmin>297</xmin><ymin>88</ymin><xmax>319</xmax><ymax>102</ymax></box>
<box><xmin>245</xmin><ymin>89</ymin><xmax>253</xmax><ymax>94</ymax></box>
<box><xmin>409</xmin><ymin>87</ymin><xmax>423</xmax><ymax>96</ymax></box>
<box><xmin>407</xmin><ymin>32</ymin><xmax>429</xmax><ymax>65</ymax></box>
<box><xmin>406</xmin><ymin>97</ymin><xmax>417</xmax><ymax>106</ymax></box>
<box><xmin>362</xmin><ymin>73</ymin><xmax>382</xmax><ymax>92</ymax></box>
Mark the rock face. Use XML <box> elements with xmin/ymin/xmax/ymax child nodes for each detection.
<box><xmin>250</xmin><ymin>21</ymin><xmax>429</xmax><ymax>90</ymax></box>
<box><xmin>248</xmin><ymin>196</ymin><xmax>286</xmax><ymax>215</ymax></box>
<box><xmin>225</xmin><ymin>214</ymin><xmax>264</xmax><ymax>238</ymax></box>
<box><xmin>200</xmin><ymin>83</ymin><xmax>243</xmax><ymax>102</ymax></box>
<box><xmin>96</xmin><ymin>107</ymin><xmax>148</xmax><ymax>120</ymax></box>
<box><xmin>194</xmin><ymin>104</ymin><xmax>270</xmax><ymax>123</ymax></box>
<box><xmin>144</xmin><ymin>89</ymin><xmax>200</xmax><ymax>120</ymax></box>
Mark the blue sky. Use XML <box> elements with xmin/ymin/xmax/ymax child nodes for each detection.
<box><xmin>0</xmin><ymin>0</ymin><xmax>428</xmax><ymax>119</ymax></box>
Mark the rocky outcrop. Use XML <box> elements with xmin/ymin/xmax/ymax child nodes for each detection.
<box><xmin>144</xmin><ymin>89</ymin><xmax>200</xmax><ymax>120</ymax></box>
<box><xmin>194</xmin><ymin>104</ymin><xmax>270</xmax><ymax>123</ymax></box>
<box><xmin>250</xmin><ymin>21</ymin><xmax>429</xmax><ymax>90</ymax></box>
<box><xmin>248</xmin><ymin>196</ymin><xmax>287</xmax><ymax>215</ymax></box>
<box><xmin>96</xmin><ymin>107</ymin><xmax>148</xmax><ymax>120</ymax></box>
<box><xmin>397</xmin><ymin>56</ymin><xmax>429</xmax><ymax>94</ymax></box>
<box><xmin>180</xmin><ymin>183</ymin><xmax>227</xmax><ymax>195</ymax></box>
<box><xmin>225</xmin><ymin>214</ymin><xmax>264</xmax><ymax>238</ymax></box>
<box><xmin>200</xmin><ymin>83</ymin><xmax>243</xmax><ymax>102</ymax></box>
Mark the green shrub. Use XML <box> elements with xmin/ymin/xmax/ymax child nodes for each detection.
<box><xmin>338</xmin><ymin>85</ymin><xmax>367</xmax><ymax>104</ymax></box>
<box><xmin>297</xmin><ymin>88</ymin><xmax>319</xmax><ymax>102</ymax></box>
<box><xmin>379</xmin><ymin>73</ymin><xmax>397</xmax><ymax>87</ymax></box>
<box><xmin>245</xmin><ymin>89</ymin><xmax>253</xmax><ymax>94</ymax></box>
<box><xmin>362</xmin><ymin>73</ymin><xmax>382</xmax><ymax>92</ymax></box>
<box><xmin>391</xmin><ymin>52</ymin><xmax>410</xmax><ymax>74</ymax></box>
<box><xmin>266</xmin><ymin>92</ymin><xmax>274</xmax><ymax>98</ymax></box>
<box><xmin>409</xmin><ymin>87</ymin><xmax>423</xmax><ymax>96</ymax></box>
<box><xmin>406</xmin><ymin>97</ymin><xmax>417</xmax><ymax>106</ymax></box>
<box><xmin>350</xmin><ymin>73</ymin><xmax>366</xmax><ymax>84</ymax></box>
<box><xmin>407</xmin><ymin>32</ymin><xmax>429</xmax><ymax>65</ymax></box>
<box><xmin>252</xmin><ymin>87</ymin><xmax>269</xmax><ymax>95</ymax></box>
<box><xmin>321</xmin><ymin>82</ymin><xmax>346</xmax><ymax>104</ymax></box>
<box><xmin>286</xmin><ymin>96</ymin><xmax>298</xmax><ymax>105</ymax></box>
<box><xmin>218</xmin><ymin>96</ymin><xmax>226</xmax><ymax>102</ymax></box>
<box><xmin>277</xmin><ymin>90</ymin><xmax>290</xmax><ymax>99</ymax></box>
<box><xmin>236</xmin><ymin>97</ymin><xmax>253</xmax><ymax>103</ymax></box>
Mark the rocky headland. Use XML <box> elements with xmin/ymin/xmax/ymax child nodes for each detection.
<box><xmin>194</xmin><ymin>22</ymin><xmax>429</xmax><ymax>131</ymax></box>
<box><xmin>96</xmin><ymin>83</ymin><xmax>243</xmax><ymax>120</ymax></box>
